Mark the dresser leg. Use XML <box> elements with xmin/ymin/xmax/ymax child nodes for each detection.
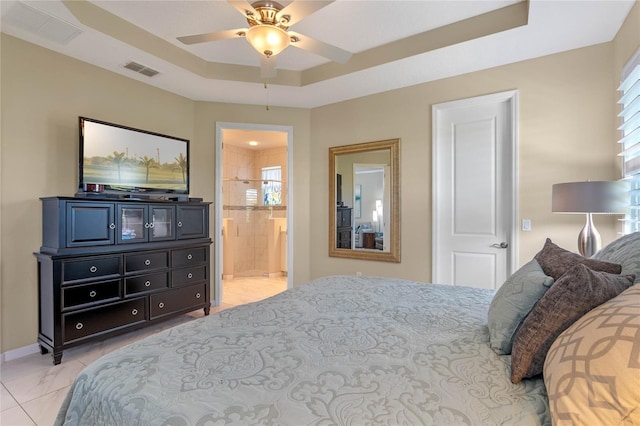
<box><xmin>203</xmin><ymin>306</ymin><xmax>210</xmax><ymax>316</ymax></box>
<box><xmin>53</xmin><ymin>352</ymin><xmax>63</xmax><ymax>365</ymax></box>
<box><xmin>39</xmin><ymin>345</ymin><xmax>49</xmax><ymax>355</ymax></box>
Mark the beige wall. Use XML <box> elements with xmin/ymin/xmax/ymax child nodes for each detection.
<box><xmin>193</xmin><ymin>102</ymin><xmax>311</xmax><ymax>285</ymax></box>
<box><xmin>0</xmin><ymin>34</ymin><xmax>311</xmax><ymax>353</ymax></box>
<box><xmin>309</xmin><ymin>42</ymin><xmax>623</xmax><ymax>281</ymax></box>
<box><xmin>1</xmin><ymin>2</ymin><xmax>637</xmax><ymax>354</ymax></box>
<box><xmin>1</xmin><ymin>34</ymin><xmax>195</xmax><ymax>354</ymax></box>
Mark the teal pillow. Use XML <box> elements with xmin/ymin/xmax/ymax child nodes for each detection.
<box><xmin>487</xmin><ymin>259</ymin><xmax>554</xmax><ymax>355</ymax></box>
<box><xmin>593</xmin><ymin>231</ymin><xmax>640</xmax><ymax>284</ymax></box>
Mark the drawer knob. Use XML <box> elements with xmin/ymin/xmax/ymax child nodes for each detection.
<box><xmin>109</xmin><ymin>223</ymin><xmax>116</xmax><ymax>230</ymax></box>
<box><xmin>144</xmin><ymin>223</ymin><xmax>150</xmax><ymax>229</ymax></box>
<box><xmin>158</xmin><ymin>302</ymin><xmax>165</xmax><ymax>309</ymax></box>
<box><xmin>145</xmin><ymin>280</ymin><xmax>151</xmax><ymax>287</ymax></box>
<box><xmin>196</xmin><ymin>292</ymin><xmax>201</xmax><ymax>299</ymax></box>
<box><xmin>144</xmin><ymin>259</ymin><xmax>151</xmax><ymax>266</ymax></box>
<box><xmin>89</xmin><ymin>266</ymin><xmax>98</xmax><ymax>273</ymax></box>
<box><xmin>75</xmin><ymin>322</ymin><xmax>83</xmax><ymax>330</ymax></box>
<box><xmin>132</xmin><ymin>309</ymin><xmax>138</xmax><ymax>316</ymax></box>
<box><xmin>187</xmin><ymin>273</ymin><xmax>193</xmax><ymax>279</ymax></box>
<box><xmin>89</xmin><ymin>290</ymin><xmax>97</xmax><ymax>298</ymax></box>
<box><xmin>177</xmin><ymin>221</ymin><xmax>183</xmax><ymax>228</ymax></box>
<box><xmin>187</xmin><ymin>254</ymin><xmax>193</xmax><ymax>260</ymax></box>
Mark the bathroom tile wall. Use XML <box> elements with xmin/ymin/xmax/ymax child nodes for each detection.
<box><xmin>223</xmin><ymin>144</ymin><xmax>287</xmax><ymax>277</ymax></box>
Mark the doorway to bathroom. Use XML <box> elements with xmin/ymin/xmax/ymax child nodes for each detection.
<box><xmin>214</xmin><ymin>122</ymin><xmax>292</xmax><ymax>307</ymax></box>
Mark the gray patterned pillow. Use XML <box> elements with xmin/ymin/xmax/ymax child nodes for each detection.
<box><xmin>487</xmin><ymin>259</ymin><xmax>554</xmax><ymax>355</ymax></box>
<box><xmin>544</xmin><ymin>284</ymin><xmax>640</xmax><ymax>425</ymax></box>
<box><xmin>510</xmin><ymin>263</ymin><xmax>634</xmax><ymax>383</ymax></box>
<box><xmin>593</xmin><ymin>231</ymin><xmax>640</xmax><ymax>284</ymax></box>
<box><xmin>534</xmin><ymin>238</ymin><xmax>622</xmax><ymax>279</ymax></box>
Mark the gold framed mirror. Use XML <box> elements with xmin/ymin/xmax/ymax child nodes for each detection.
<box><xmin>329</xmin><ymin>138</ymin><xmax>400</xmax><ymax>262</ymax></box>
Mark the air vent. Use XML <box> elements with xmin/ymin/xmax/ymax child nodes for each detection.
<box><xmin>123</xmin><ymin>61</ymin><xmax>160</xmax><ymax>78</ymax></box>
<box><xmin>4</xmin><ymin>2</ymin><xmax>82</xmax><ymax>45</ymax></box>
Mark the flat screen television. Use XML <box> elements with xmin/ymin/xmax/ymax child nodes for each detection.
<box><xmin>78</xmin><ymin>117</ymin><xmax>189</xmax><ymax>198</ymax></box>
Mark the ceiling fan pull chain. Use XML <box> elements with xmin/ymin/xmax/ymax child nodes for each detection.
<box><xmin>264</xmin><ymin>82</ymin><xmax>270</xmax><ymax>111</ymax></box>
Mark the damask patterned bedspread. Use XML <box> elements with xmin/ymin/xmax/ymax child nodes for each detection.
<box><xmin>56</xmin><ymin>276</ymin><xmax>550</xmax><ymax>425</ymax></box>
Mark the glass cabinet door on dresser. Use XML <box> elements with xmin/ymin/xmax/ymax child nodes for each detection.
<box><xmin>117</xmin><ymin>204</ymin><xmax>176</xmax><ymax>244</ymax></box>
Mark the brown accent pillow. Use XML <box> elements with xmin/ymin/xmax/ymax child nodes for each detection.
<box><xmin>510</xmin><ymin>263</ymin><xmax>634</xmax><ymax>383</ymax></box>
<box><xmin>534</xmin><ymin>238</ymin><xmax>622</xmax><ymax>280</ymax></box>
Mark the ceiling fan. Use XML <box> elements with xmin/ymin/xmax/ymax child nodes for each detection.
<box><xmin>177</xmin><ymin>0</ymin><xmax>352</xmax><ymax>78</ymax></box>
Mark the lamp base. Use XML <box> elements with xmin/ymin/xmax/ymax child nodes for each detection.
<box><xmin>578</xmin><ymin>213</ymin><xmax>601</xmax><ymax>257</ymax></box>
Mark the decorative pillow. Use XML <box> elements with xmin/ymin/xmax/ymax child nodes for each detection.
<box><xmin>487</xmin><ymin>259</ymin><xmax>554</xmax><ymax>355</ymax></box>
<box><xmin>544</xmin><ymin>284</ymin><xmax>640</xmax><ymax>425</ymax></box>
<box><xmin>510</xmin><ymin>263</ymin><xmax>634</xmax><ymax>383</ymax></box>
<box><xmin>534</xmin><ymin>238</ymin><xmax>622</xmax><ymax>279</ymax></box>
<box><xmin>593</xmin><ymin>231</ymin><xmax>640</xmax><ymax>284</ymax></box>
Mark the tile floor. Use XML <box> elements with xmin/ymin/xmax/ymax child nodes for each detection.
<box><xmin>0</xmin><ymin>276</ymin><xmax>287</xmax><ymax>425</ymax></box>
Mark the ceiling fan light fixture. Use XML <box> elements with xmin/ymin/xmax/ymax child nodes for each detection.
<box><xmin>246</xmin><ymin>24</ymin><xmax>290</xmax><ymax>57</ymax></box>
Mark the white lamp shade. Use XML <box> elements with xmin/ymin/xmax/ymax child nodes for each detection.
<box><xmin>552</xmin><ymin>181</ymin><xmax>629</xmax><ymax>213</ymax></box>
<box><xmin>246</xmin><ymin>25</ymin><xmax>290</xmax><ymax>57</ymax></box>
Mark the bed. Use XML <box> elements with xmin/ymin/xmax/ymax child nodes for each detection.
<box><xmin>55</xmin><ymin>234</ymin><xmax>640</xmax><ymax>426</ymax></box>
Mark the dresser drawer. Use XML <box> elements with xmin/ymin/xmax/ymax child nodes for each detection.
<box><xmin>63</xmin><ymin>298</ymin><xmax>145</xmax><ymax>343</ymax></box>
<box><xmin>62</xmin><ymin>279</ymin><xmax>121</xmax><ymax>310</ymax></box>
<box><xmin>150</xmin><ymin>284</ymin><xmax>206</xmax><ymax>319</ymax></box>
<box><xmin>172</xmin><ymin>247</ymin><xmax>207</xmax><ymax>267</ymax></box>
<box><xmin>171</xmin><ymin>265</ymin><xmax>206</xmax><ymax>287</ymax></box>
<box><xmin>125</xmin><ymin>272</ymin><xmax>168</xmax><ymax>295</ymax></box>
<box><xmin>63</xmin><ymin>256</ymin><xmax>121</xmax><ymax>282</ymax></box>
<box><xmin>125</xmin><ymin>251</ymin><xmax>168</xmax><ymax>273</ymax></box>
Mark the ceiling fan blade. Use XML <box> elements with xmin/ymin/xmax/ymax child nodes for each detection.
<box><xmin>227</xmin><ymin>0</ymin><xmax>259</xmax><ymax>23</ymax></box>
<box><xmin>261</xmin><ymin>56</ymin><xmax>277</xmax><ymax>79</ymax></box>
<box><xmin>288</xmin><ymin>31</ymin><xmax>352</xmax><ymax>64</ymax></box>
<box><xmin>177</xmin><ymin>28</ymin><xmax>245</xmax><ymax>45</ymax></box>
<box><xmin>277</xmin><ymin>1</ymin><xmax>334</xmax><ymax>27</ymax></box>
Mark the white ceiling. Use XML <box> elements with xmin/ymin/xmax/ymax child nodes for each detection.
<box><xmin>1</xmin><ymin>0</ymin><xmax>635</xmax><ymax>109</ymax></box>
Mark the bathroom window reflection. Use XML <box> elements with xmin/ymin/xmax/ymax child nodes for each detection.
<box><xmin>262</xmin><ymin>166</ymin><xmax>282</xmax><ymax>206</ymax></box>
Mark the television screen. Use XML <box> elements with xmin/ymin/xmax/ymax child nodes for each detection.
<box><xmin>79</xmin><ymin>117</ymin><xmax>189</xmax><ymax>196</ymax></box>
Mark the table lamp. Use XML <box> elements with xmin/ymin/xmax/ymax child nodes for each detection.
<box><xmin>552</xmin><ymin>181</ymin><xmax>628</xmax><ymax>257</ymax></box>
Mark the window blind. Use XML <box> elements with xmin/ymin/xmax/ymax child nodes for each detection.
<box><xmin>619</xmin><ymin>48</ymin><xmax>640</xmax><ymax>234</ymax></box>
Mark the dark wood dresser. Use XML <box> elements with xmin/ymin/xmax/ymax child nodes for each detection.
<box><xmin>336</xmin><ymin>206</ymin><xmax>352</xmax><ymax>248</ymax></box>
<box><xmin>35</xmin><ymin>196</ymin><xmax>212</xmax><ymax>364</ymax></box>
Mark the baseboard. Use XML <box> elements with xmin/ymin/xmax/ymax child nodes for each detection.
<box><xmin>0</xmin><ymin>343</ymin><xmax>40</xmax><ymax>364</ymax></box>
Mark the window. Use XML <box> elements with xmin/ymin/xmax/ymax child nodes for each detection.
<box><xmin>619</xmin><ymin>48</ymin><xmax>640</xmax><ymax>234</ymax></box>
<box><xmin>261</xmin><ymin>166</ymin><xmax>282</xmax><ymax>206</ymax></box>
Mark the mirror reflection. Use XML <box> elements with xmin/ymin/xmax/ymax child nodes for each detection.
<box><xmin>329</xmin><ymin>139</ymin><xmax>400</xmax><ymax>262</ymax></box>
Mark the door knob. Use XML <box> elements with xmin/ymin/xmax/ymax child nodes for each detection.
<box><xmin>491</xmin><ymin>242</ymin><xmax>509</xmax><ymax>249</ymax></box>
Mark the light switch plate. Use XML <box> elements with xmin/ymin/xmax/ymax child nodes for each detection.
<box><xmin>522</xmin><ymin>219</ymin><xmax>531</xmax><ymax>231</ymax></box>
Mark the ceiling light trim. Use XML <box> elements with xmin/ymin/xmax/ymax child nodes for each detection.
<box><xmin>303</xmin><ymin>0</ymin><xmax>530</xmax><ymax>85</ymax></box>
<box><xmin>61</xmin><ymin>0</ymin><xmax>528</xmax><ymax>89</ymax></box>
<box><xmin>61</xmin><ymin>0</ymin><xmax>300</xmax><ymax>86</ymax></box>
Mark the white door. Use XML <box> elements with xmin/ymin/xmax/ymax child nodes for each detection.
<box><xmin>432</xmin><ymin>91</ymin><xmax>518</xmax><ymax>289</ymax></box>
